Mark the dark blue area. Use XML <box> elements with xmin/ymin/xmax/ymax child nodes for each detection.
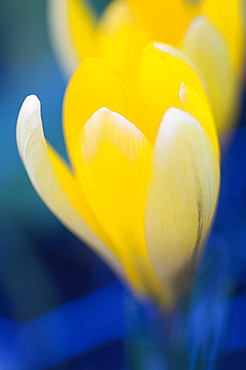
<box><xmin>51</xmin><ymin>341</ymin><xmax>124</xmax><ymax>370</ymax></box>
<box><xmin>218</xmin><ymin>349</ymin><xmax>246</xmax><ymax>370</ymax></box>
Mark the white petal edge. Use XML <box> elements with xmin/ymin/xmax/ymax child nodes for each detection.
<box><xmin>47</xmin><ymin>0</ymin><xmax>82</xmax><ymax>79</ymax></box>
<box><xmin>144</xmin><ymin>107</ymin><xmax>220</xmax><ymax>294</ymax></box>
<box><xmin>16</xmin><ymin>95</ymin><xmax>126</xmax><ymax>280</ymax></box>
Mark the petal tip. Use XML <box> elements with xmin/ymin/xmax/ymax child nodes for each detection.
<box><xmin>17</xmin><ymin>94</ymin><xmax>41</xmax><ymax>128</ymax></box>
<box><xmin>16</xmin><ymin>94</ymin><xmax>42</xmax><ymax>162</ymax></box>
<box><xmin>22</xmin><ymin>94</ymin><xmax>40</xmax><ymax>110</ymax></box>
<box><xmin>89</xmin><ymin>106</ymin><xmax>111</xmax><ymax>119</ymax></box>
<box><xmin>162</xmin><ymin>107</ymin><xmax>197</xmax><ymax>129</ymax></box>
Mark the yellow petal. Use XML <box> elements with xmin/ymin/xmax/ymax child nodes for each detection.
<box><xmin>138</xmin><ymin>42</ymin><xmax>209</xmax><ymax>145</ymax></box>
<box><xmin>16</xmin><ymin>95</ymin><xmax>125</xmax><ymax>279</ymax></box>
<box><xmin>95</xmin><ymin>0</ymin><xmax>151</xmax><ymax>80</ymax></box>
<box><xmin>76</xmin><ymin>107</ymin><xmax>163</xmax><ymax>300</ymax></box>
<box><xmin>63</xmin><ymin>59</ymin><xmax>138</xmax><ymax>166</ymax></box>
<box><xmin>182</xmin><ymin>15</ymin><xmax>239</xmax><ymax>136</ymax></box>
<box><xmin>68</xmin><ymin>0</ymin><xmax>95</xmax><ymax>59</ymax></box>
<box><xmin>144</xmin><ymin>107</ymin><xmax>220</xmax><ymax>303</ymax></box>
<box><xmin>127</xmin><ymin>0</ymin><xmax>198</xmax><ymax>45</ymax></box>
<box><xmin>48</xmin><ymin>0</ymin><xmax>95</xmax><ymax>79</ymax></box>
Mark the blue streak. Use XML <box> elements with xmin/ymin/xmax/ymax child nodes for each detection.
<box><xmin>18</xmin><ymin>282</ymin><xmax>129</xmax><ymax>368</ymax></box>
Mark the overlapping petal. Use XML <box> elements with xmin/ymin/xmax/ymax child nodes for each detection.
<box><xmin>48</xmin><ymin>0</ymin><xmax>244</xmax><ymax>136</ymax></box>
<box><xmin>127</xmin><ymin>0</ymin><xmax>244</xmax><ymax>134</ymax></box>
<box><xmin>127</xmin><ymin>0</ymin><xmax>244</xmax><ymax>69</ymax></box>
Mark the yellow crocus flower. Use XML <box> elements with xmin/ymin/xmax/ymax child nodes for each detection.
<box><xmin>17</xmin><ymin>43</ymin><xmax>220</xmax><ymax>307</ymax></box>
<box><xmin>48</xmin><ymin>0</ymin><xmax>244</xmax><ymax>135</ymax></box>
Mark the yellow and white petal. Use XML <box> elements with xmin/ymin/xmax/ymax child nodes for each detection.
<box><xmin>202</xmin><ymin>0</ymin><xmax>244</xmax><ymax>75</ymax></box>
<box><xmin>63</xmin><ymin>59</ymin><xmax>140</xmax><ymax>166</ymax></box>
<box><xmin>138</xmin><ymin>42</ymin><xmax>209</xmax><ymax>145</ymax></box>
<box><xmin>76</xmin><ymin>107</ymin><xmax>163</xmax><ymax>300</ymax></box>
<box><xmin>144</xmin><ymin>107</ymin><xmax>220</xmax><ymax>302</ymax></box>
<box><xmin>182</xmin><ymin>15</ymin><xmax>240</xmax><ymax>135</ymax></box>
<box><xmin>16</xmin><ymin>95</ymin><xmax>125</xmax><ymax>279</ymax></box>
<box><xmin>48</xmin><ymin>0</ymin><xmax>95</xmax><ymax>79</ymax></box>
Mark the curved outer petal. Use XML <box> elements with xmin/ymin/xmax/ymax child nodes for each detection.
<box><xmin>182</xmin><ymin>15</ymin><xmax>240</xmax><ymax>135</ymax></box>
<box><xmin>76</xmin><ymin>107</ymin><xmax>164</xmax><ymax>301</ymax></box>
<box><xmin>16</xmin><ymin>95</ymin><xmax>125</xmax><ymax>281</ymax></box>
<box><xmin>144</xmin><ymin>108</ymin><xmax>220</xmax><ymax>304</ymax></box>
<box><xmin>48</xmin><ymin>0</ymin><xmax>95</xmax><ymax>79</ymax></box>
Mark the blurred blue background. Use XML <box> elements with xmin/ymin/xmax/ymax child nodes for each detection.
<box><xmin>0</xmin><ymin>0</ymin><xmax>246</xmax><ymax>368</ymax></box>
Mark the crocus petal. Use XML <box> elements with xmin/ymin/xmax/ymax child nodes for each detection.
<box><xmin>127</xmin><ymin>0</ymin><xmax>198</xmax><ymax>45</ymax></box>
<box><xmin>48</xmin><ymin>0</ymin><xmax>95</xmax><ymax>79</ymax></box>
<box><xmin>64</xmin><ymin>59</ymin><xmax>140</xmax><ymax>166</ymax></box>
<box><xmin>76</xmin><ymin>107</ymin><xmax>163</xmax><ymax>300</ymax></box>
<box><xmin>16</xmin><ymin>95</ymin><xmax>125</xmax><ymax>279</ymax></box>
<box><xmin>144</xmin><ymin>108</ymin><xmax>220</xmax><ymax>303</ymax></box>
<box><xmin>182</xmin><ymin>15</ymin><xmax>239</xmax><ymax>135</ymax></box>
<box><xmin>95</xmin><ymin>0</ymin><xmax>151</xmax><ymax>81</ymax></box>
<box><xmin>138</xmin><ymin>42</ymin><xmax>209</xmax><ymax>145</ymax></box>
